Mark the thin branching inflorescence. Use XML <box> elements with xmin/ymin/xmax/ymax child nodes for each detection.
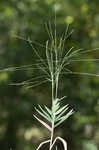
<box><xmin>1</xmin><ymin>18</ymin><xmax>99</xmax><ymax>150</ymax></box>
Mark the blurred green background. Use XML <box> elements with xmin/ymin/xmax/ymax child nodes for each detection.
<box><xmin>0</xmin><ymin>0</ymin><xmax>99</xmax><ymax>150</ymax></box>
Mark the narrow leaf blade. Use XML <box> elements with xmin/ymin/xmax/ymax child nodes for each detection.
<box><xmin>55</xmin><ymin>106</ymin><xmax>69</xmax><ymax>122</ymax></box>
<box><xmin>55</xmin><ymin>109</ymin><xmax>74</xmax><ymax>128</ymax></box>
<box><xmin>33</xmin><ymin>114</ymin><xmax>52</xmax><ymax>132</ymax></box>
<box><xmin>35</xmin><ymin>107</ymin><xmax>51</xmax><ymax>122</ymax></box>
<box><xmin>38</xmin><ymin>105</ymin><xmax>52</xmax><ymax>120</ymax></box>
<box><xmin>44</xmin><ymin>106</ymin><xmax>52</xmax><ymax>116</ymax></box>
<box><xmin>55</xmin><ymin>105</ymin><xmax>68</xmax><ymax>115</ymax></box>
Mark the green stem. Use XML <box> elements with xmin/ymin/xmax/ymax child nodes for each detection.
<box><xmin>52</xmin><ymin>75</ymin><xmax>54</xmax><ymax>104</ymax></box>
<box><xmin>49</xmin><ymin>122</ymin><xmax>54</xmax><ymax>150</ymax></box>
<box><xmin>55</xmin><ymin>74</ymin><xmax>59</xmax><ymax>99</ymax></box>
<box><xmin>49</xmin><ymin>75</ymin><xmax>55</xmax><ymax>150</ymax></box>
<box><xmin>49</xmin><ymin>108</ymin><xmax>55</xmax><ymax>150</ymax></box>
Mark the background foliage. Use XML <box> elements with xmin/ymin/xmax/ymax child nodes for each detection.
<box><xmin>0</xmin><ymin>0</ymin><xmax>99</xmax><ymax>150</ymax></box>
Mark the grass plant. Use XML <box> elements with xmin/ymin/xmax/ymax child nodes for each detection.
<box><xmin>1</xmin><ymin>15</ymin><xmax>99</xmax><ymax>150</ymax></box>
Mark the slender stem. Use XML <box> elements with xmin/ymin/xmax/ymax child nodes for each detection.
<box><xmin>49</xmin><ymin>108</ymin><xmax>55</xmax><ymax>150</ymax></box>
<box><xmin>49</xmin><ymin>122</ymin><xmax>54</xmax><ymax>150</ymax></box>
<box><xmin>55</xmin><ymin>72</ymin><xmax>59</xmax><ymax>98</ymax></box>
<box><xmin>51</xmin><ymin>75</ymin><xmax>54</xmax><ymax>103</ymax></box>
<box><xmin>49</xmin><ymin>73</ymin><xmax>55</xmax><ymax>150</ymax></box>
<box><xmin>49</xmin><ymin>11</ymin><xmax>58</xmax><ymax>149</ymax></box>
